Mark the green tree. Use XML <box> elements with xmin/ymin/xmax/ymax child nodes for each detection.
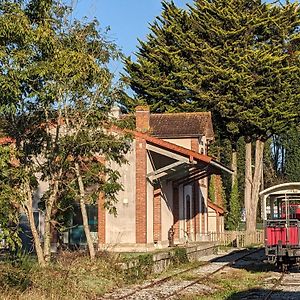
<box><xmin>263</xmin><ymin>128</ymin><xmax>300</xmax><ymax>188</ymax></box>
<box><xmin>123</xmin><ymin>0</ymin><xmax>300</xmax><ymax>232</ymax></box>
<box><xmin>227</xmin><ymin>180</ymin><xmax>240</xmax><ymax>230</ymax></box>
<box><xmin>0</xmin><ymin>0</ymin><xmax>130</xmax><ymax>265</ymax></box>
<box><xmin>281</xmin><ymin>127</ymin><xmax>300</xmax><ymax>182</ymax></box>
<box><xmin>0</xmin><ymin>143</ymin><xmax>22</xmax><ymax>250</ymax></box>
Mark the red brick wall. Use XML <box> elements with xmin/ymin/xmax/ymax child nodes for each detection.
<box><xmin>135</xmin><ymin>106</ymin><xmax>150</xmax><ymax>133</ymax></box>
<box><xmin>135</xmin><ymin>137</ymin><xmax>147</xmax><ymax>243</ymax></box>
<box><xmin>153</xmin><ymin>188</ymin><xmax>161</xmax><ymax>242</ymax></box>
<box><xmin>191</xmin><ymin>138</ymin><xmax>201</xmax><ymax>237</ymax></box>
<box><xmin>135</xmin><ymin>106</ymin><xmax>149</xmax><ymax>244</ymax></box>
<box><xmin>98</xmin><ymin>191</ymin><xmax>106</xmax><ymax>245</ymax></box>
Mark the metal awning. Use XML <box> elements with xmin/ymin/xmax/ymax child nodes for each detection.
<box><xmin>135</xmin><ymin>131</ymin><xmax>232</xmax><ymax>185</ymax></box>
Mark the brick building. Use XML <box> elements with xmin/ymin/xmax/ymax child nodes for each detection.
<box><xmin>97</xmin><ymin>106</ymin><xmax>231</xmax><ymax>251</ymax></box>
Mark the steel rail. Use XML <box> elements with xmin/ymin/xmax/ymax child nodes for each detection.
<box><xmin>101</xmin><ymin>248</ymin><xmax>263</xmax><ymax>300</ymax></box>
<box><xmin>104</xmin><ymin>261</ymin><xmax>211</xmax><ymax>300</ymax></box>
<box><xmin>262</xmin><ymin>273</ymin><xmax>285</xmax><ymax>300</ymax></box>
<box><xmin>163</xmin><ymin>248</ymin><xmax>263</xmax><ymax>300</ymax></box>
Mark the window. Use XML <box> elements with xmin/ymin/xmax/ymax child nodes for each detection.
<box><xmin>69</xmin><ymin>204</ymin><xmax>98</xmax><ymax>245</ymax></box>
<box><xmin>186</xmin><ymin>195</ymin><xmax>191</xmax><ymax>220</ymax></box>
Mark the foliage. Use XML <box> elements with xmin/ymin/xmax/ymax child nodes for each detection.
<box><xmin>123</xmin><ymin>253</ymin><xmax>154</xmax><ymax>282</ymax></box>
<box><xmin>263</xmin><ymin>138</ymin><xmax>282</xmax><ymax>188</ymax></box>
<box><xmin>264</xmin><ymin>127</ymin><xmax>300</xmax><ymax>188</ymax></box>
<box><xmin>172</xmin><ymin>247</ymin><xmax>189</xmax><ymax>265</ymax></box>
<box><xmin>124</xmin><ymin>0</ymin><xmax>300</xmax><ymax>140</ymax></box>
<box><xmin>197</xmin><ymin>268</ymin><xmax>267</xmax><ymax>300</ymax></box>
<box><xmin>227</xmin><ymin>180</ymin><xmax>241</xmax><ymax>230</ymax></box>
<box><xmin>281</xmin><ymin>126</ymin><xmax>300</xmax><ymax>182</ymax></box>
<box><xmin>209</xmin><ymin>175</ymin><xmax>216</xmax><ymax>203</ymax></box>
<box><xmin>1</xmin><ymin>251</ymin><xmax>35</xmax><ymax>292</ymax></box>
<box><xmin>123</xmin><ymin>0</ymin><xmax>300</xmax><ymax>232</ymax></box>
<box><xmin>0</xmin><ymin>0</ymin><xmax>131</xmax><ymax>263</ymax></box>
<box><xmin>0</xmin><ymin>251</ymin><xmax>125</xmax><ymax>299</ymax></box>
<box><xmin>0</xmin><ymin>145</ymin><xmax>23</xmax><ymax>250</ymax></box>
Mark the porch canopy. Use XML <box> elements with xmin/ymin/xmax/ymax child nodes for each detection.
<box><xmin>260</xmin><ymin>182</ymin><xmax>300</xmax><ymax>220</ymax></box>
<box><xmin>134</xmin><ymin>131</ymin><xmax>232</xmax><ymax>186</ymax></box>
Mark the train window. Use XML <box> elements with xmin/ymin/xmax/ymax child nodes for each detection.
<box><xmin>279</xmin><ymin>203</ymin><xmax>300</xmax><ymax>219</ymax></box>
<box><xmin>266</xmin><ymin>198</ymin><xmax>300</xmax><ymax>221</ymax></box>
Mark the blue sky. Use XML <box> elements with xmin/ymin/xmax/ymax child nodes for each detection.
<box><xmin>69</xmin><ymin>1</ymin><xmax>194</xmax><ymax>81</ymax></box>
<box><xmin>70</xmin><ymin>0</ymin><xmax>193</xmax><ymax>58</ymax></box>
<box><xmin>68</xmin><ymin>0</ymin><xmax>283</xmax><ymax>80</ymax></box>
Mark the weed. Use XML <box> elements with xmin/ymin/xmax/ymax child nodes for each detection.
<box><xmin>123</xmin><ymin>253</ymin><xmax>154</xmax><ymax>283</ymax></box>
<box><xmin>172</xmin><ymin>247</ymin><xmax>189</xmax><ymax>265</ymax></box>
<box><xmin>0</xmin><ymin>250</ymin><xmax>126</xmax><ymax>299</ymax></box>
<box><xmin>0</xmin><ymin>251</ymin><xmax>35</xmax><ymax>292</ymax></box>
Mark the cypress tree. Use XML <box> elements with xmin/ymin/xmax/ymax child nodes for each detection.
<box><xmin>282</xmin><ymin>127</ymin><xmax>300</xmax><ymax>182</ymax></box>
<box><xmin>227</xmin><ymin>180</ymin><xmax>241</xmax><ymax>230</ymax></box>
<box><xmin>124</xmin><ymin>0</ymin><xmax>300</xmax><ymax>231</ymax></box>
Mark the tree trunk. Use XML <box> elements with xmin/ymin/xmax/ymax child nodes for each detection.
<box><xmin>24</xmin><ymin>180</ymin><xmax>46</xmax><ymax>267</ymax></box>
<box><xmin>245</xmin><ymin>139</ymin><xmax>265</xmax><ymax>233</ymax></box>
<box><xmin>244</xmin><ymin>140</ymin><xmax>252</xmax><ymax>232</ymax></box>
<box><xmin>43</xmin><ymin>179</ymin><xmax>59</xmax><ymax>262</ymax></box>
<box><xmin>74</xmin><ymin>162</ymin><xmax>96</xmax><ymax>260</ymax></box>
<box><xmin>249</xmin><ymin>140</ymin><xmax>264</xmax><ymax>231</ymax></box>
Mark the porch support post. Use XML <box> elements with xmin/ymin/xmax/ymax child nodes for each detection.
<box><xmin>194</xmin><ymin>181</ymin><xmax>200</xmax><ymax>239</ymax></box>
<box><xmin>201</xmin><ymin>195</ymin><xmax>205</xmax><ymax>234</ymax></box>
<box><xmin>173</xmin><ymin>186</ymin><xmax>180</xmax><ymax>240</ymax></box>
<box><xmin>216</xmin><ymin>212</ymin><xmax>220</xmax><ymax>234</ymax></box>
<box><xmin>191</xmin><ymin>138</ymin><xmax>200</xmax><ymax>240</ymax></box>
<box><xmin>153</xmin><ymin>188</ymin><xmax>161</xmax><ymax>242</ymax></box>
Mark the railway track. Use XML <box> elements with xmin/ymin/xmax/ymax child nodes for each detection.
<box><xmin>102</xmin><ymin>247</ymin><xmax>263</xmax><ymax>300</ymax></box>
<box><xmin>262</xmin><ymin>269</ymin><xmax>300</xmax><ymax>300</ymax></box>
<box><xmin>104</xmin><ymin>262</ymin><xmax>210</xmax><ymax>300</ymax></box>
<box><xmin>263</xmin><ymin>273</ymin><xmax>285</xmax><ymax>300</ymax></box>
<box><xmin>163</xmin><ymin>248</ymin><xmax>263</xmax><ymax>300</ymax></box>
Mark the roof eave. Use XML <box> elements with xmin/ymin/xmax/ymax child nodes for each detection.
<box><xmin>210</xmin><ymin>160</ymin><xmax>233</xmax><ymax>174</ymax></box>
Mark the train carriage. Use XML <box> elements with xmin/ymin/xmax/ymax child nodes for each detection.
<box><xmin>260</xmin><ymin>182</ymin><xmax>300</xmax><ymax>270</ymax></box>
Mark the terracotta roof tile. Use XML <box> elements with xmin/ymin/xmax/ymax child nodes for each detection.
<box><xmin>0</xmin><ymin>137</ymin><xmax>14</xmax><ymax>145</ymax></box>
<box><xmin>149</xmin><ymin>112</ymin><xmax>214</xmax><ymax>139</ymax></box>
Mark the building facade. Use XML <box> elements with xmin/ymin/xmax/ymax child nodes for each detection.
<box><xmin>97</xmin><ymin>106</ymin><xmax>230</xmax><ymax>251</ymax></box>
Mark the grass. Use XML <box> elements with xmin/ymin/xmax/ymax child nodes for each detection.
<box><xmin>0</xmin><ymin>249</ymin><xmax>203</xmax><ymax>299</ymax></box>
<box><xmin>0</xmin><ymin>248</ymin><xmax>273</xmax><ymax>300</ymax></box>
<box><xmin>0</xmin><ymin>251</ymin><xmax>126</xmax><ymax>299</ymax></box>
<box><xmin>178</xmin><ymin>268</ymin><xmax>269</xmax><ymax>300</ymax></box>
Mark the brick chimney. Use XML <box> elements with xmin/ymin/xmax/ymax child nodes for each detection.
<box><xmin>135</xmin><ymin>106</ymin><xmax>150</xmax><ymax>133</ymax></box>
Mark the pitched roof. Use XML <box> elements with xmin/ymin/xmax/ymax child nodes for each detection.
<box><xmin>149</xmin><ymin>112</ymin><xmax>214</xmax><ymax>139</ymax></box>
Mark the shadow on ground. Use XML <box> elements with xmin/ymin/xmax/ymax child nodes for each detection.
<box><xmin>210</xmin><ymin>248</ymin><xmax>276</xmax><ymax>273</ymax></box>
<box><xmin>226</xmin><ymin>288</ymin><xmax>300</xmax><ymax>300</ymax></box>
<box><xmin>216</xmin><ymin>248</ymin><xmax>300</xmax><ymax>299</ymax></box>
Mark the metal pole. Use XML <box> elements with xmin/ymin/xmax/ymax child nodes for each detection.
<box><xmin>286</xmin><ymin>193</ymin><xmax>289</xmax><ymax>245</ymax></box>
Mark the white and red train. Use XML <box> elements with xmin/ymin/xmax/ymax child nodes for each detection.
<box><xmin>260</xmin><ymin>182</ymin><xmax>300</xmax><ymax>271</ymax></box>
